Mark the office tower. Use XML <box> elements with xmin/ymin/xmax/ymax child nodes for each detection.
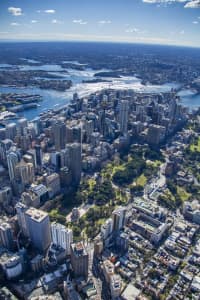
<box><xmin>21</xmin><ymin>191</ymin><xmax>40</xmax><ymax>208</ymax></box>
<box><xmin>35</xmin><ymin>144</ymin><xmax>42</xmax><ymax>167</ymax></box>
<box><xmin>119</xmin><ymin>100</ymin><xmax>129</xmax><ymax>135</ymax></box>
<box><xmin>15</xmin><ymin>161</ymin><xmax>35</xmax><ymax>186</ymax></box>
<box><xmin>0</xmin><ymin>222</ymin><xmax>14</xmax><ymax>251</ymax></box>
<box><xmin>85</xmin><ymin>119</ymin><xmax>94</xmax><ymax>143</ymax></box>
<box><xmin>60</xmin><ymin>167</ymin><xmax>72</xmax><ymax>187</ymax></box>
<box><xmin>16</xmin><ymin>135</ymin><xmax>31</xmax><ymax>152</ymax></box>
<box><xmin>112</xmin><ymin>207</ymin><xmax>126</xmax><ymax>231</ymax></box>
<box><xmin>50</xmin><ymin>152</ymin><xmax>61</xmax><ymax>170</ymax></box>
<box><xmin>147</xmin><ymin>124</ymin><xmax>166</xmax><ymax>145</ymax></box>
<box><xmin>66</xmin><ymin>126</ymin><xmax>74</xmax><ymax>144</ymax></box>
<box><xmin>0</xmin><ymin>187</ymin><xmax>12</xmax><ymax>206</ymax></box>
<box><xmin>15</xmin><ymin>202</ymin><xmax>29</xmax><ymax>237</ymax></box>
<box><xmin>45</xmin><ymin>173</ymin><xmax>61</xmax><ymax>198</ymax></box>
<box><xmin>51</xmin><ymin>222</ymin><xmax>73</xmax><ymax>255</ymax></box>
<box><xmin>7</xmin><ymin>150</ymin><xmax>19</xmax><ymax>181</ymax></box>
<box><xmin>17</xmin><ymin>118</ymin><xmax>28</xmax><ymax>135</ymax></box>
<box><xmin>23</xmin><ymin>153</ymin><xmax>35</xmax><ymax>167</ymax></box>
<box><xmin>67</xmin><ymin>143</ymin><xmax>82</xmax><ymax>185</ymax></box>
<box><xmin>32</xmin><ymin>117</ymin><xmax>43</xmax><ymax>135</ymax></box>
<box><xmin>0</xmin><ymin>139</ymin><xmax>12</xmax><ymax>164</ymax></box>
<box><xmin>73</xmin><ymin>126</ymin><xmax>82</xmax><ymax>143</ymax></box>
<box><xmin>52</xmin><ymin>121</ymin><xmax>66</xmax><ymax>150</ymax></box>
<box><xmin>98</xmin><ymin>110</ymin><xmax>106</xmax><ymax>136</ymax></box>
<box><xmin>25</xmin><ymin>207</ymin><xmax>51</xmax><ymax>253</ymax></box>
<box><xmin>101</xmin><ymin>218</ymin><xmax>113</xmax><ymax>240</ymax></box>
<box><xmin>60</xmin><ymin>148</ymin><xmax>70</xmax><ymax>168</ymax></box>
<box><xmin>5</xmin><ymin>123</ymin><xmax>17</xmax><ymax>141</ymax></box>
<box><xmin>0</xmin><ymin>128</ymin><xmax>6</xmax><ymax>140</ymax></box>
<box><xmin>70</xmin><ymin>242</ymin><xmax>89</xmax><ymax>278</ymax></box>
<box><xmin>110</xmin><ymin>275</ymin><xmax>121</xmax><ymax>299</ymax></box>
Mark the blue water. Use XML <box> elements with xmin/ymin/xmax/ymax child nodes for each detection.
<box><xmin>0</xmin><ymin>63</ymin><xmax>199</xmax><ymax>121</ymax></box>
<box><xmin>178</xmin><ymin>90</ymin><xmax>200</xmax><ymax>109</ymax></box>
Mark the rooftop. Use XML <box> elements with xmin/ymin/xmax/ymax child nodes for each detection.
<box><xmin>25</xmin><ymin>207</ymin><xmax>48</xmax><ymax>223</ymax></box>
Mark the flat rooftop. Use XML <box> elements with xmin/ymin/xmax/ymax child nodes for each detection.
<box><xmin>25</xmin><ymin>207</ymin><xmax>48</xmax><ymax>222</ymax></box>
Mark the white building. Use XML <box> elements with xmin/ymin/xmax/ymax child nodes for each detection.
<box><xmin>101</xmin><ymin>218</ymin><xmax>113</xmax><ymax>240</ymax></box>
<box><xmin>51</xmin><ymin>222</ymin><xmax>73</xmax><ymax>255</ymax></box>
<box><xmin>7</xmin><ymin>151</ymin><xmax>19</xmax><ymax>181</ymax></box>
<box><xmin>112</xmin><ymin>206</ymin><xmax>126</xmax><ymax>231</ymax></box>
<box><xmin>110</xmin><ymin>274</ymin><xmax>121</xmax><ymax>299</ymax></box>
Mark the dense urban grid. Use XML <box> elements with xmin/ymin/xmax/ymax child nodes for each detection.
<box><xmin>0</xmin><ymin>43</ymin><xmax>200</xmax><ymax>300</ymax></box>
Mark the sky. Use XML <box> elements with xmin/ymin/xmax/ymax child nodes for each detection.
<box><xmin>0</xmin><ymin>0</ymin><xmax>200</xmax><ymax>47</ymax></box>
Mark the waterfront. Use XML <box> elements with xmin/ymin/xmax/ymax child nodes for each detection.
<box><xmin>0</xmin><ymin>63</ymin><xmax>200</xmax><ymax>120</ymax></box>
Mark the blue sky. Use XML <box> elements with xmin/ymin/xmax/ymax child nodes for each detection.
<box><xmin>0</xmin><ymin>0</ymin><xmax>200</xmax><ymax>47</ymax></box>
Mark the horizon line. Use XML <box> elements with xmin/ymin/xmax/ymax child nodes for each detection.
<box><xmin>0</xmin><ymin>39</ymin><xmax>200</xmax><ymax>50</ymax></box>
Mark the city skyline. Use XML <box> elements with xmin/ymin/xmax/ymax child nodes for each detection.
<box><xmin>0</xmin><ymin>0</ymin><xmax>199</xmax><ymax>47</ymax></box>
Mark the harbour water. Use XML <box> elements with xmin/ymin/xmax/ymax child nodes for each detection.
<box><xmin>0</xmin><ymin>63</ymin><xmax>199</xmax><ymax>121</ymax></box>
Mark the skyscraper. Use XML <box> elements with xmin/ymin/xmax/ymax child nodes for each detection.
<box><xmin>119</xmin><ymin>100</ymin><xmax>129</xmax><ymax>135</ymax></box>
<box><xmin>112</xmin><ymin>207</ymin><xmax>126</xmax><ymax>231</ymax></box>
<box><xmin>35</xmin><ymin>144</ymin><xmax>42</xmax><ymax>167</ymax></box>
<box><xmin>7</xmin><ymin>150</ymin><xmax>19</xmax><ymax>181</ymax></box>
<box><xmin>0</xmin><ymin>222</ymin><xmax>14</xmax><ymax>251</ymax></box>
<box><xmin>52</xmin><ymin>121</ymin><xmax>66</xmax><ymax>150</ymax></box>
<box><xmin>5</xmin><ymin>123</ymin><xmax>17</xmax><ymax>141</ymax></box>
<box><xmin>67</xmin><ymin>143</ymin><xmax>82</xmax><ymax>185</ymax></box>
<box><xmin>70</xmin><ymin>242</ymin><xmax>89</xmax><ymax>278</ymax></box>
<box><xmin>51</xmin><ymin>222</ymin><xmax>73</xmax><ymax>255</ymax></box>
<box><xmin>15</xmin><ymin>161</ymin><xmax>35</xmax><ymax>186</ymax></box>
<box><xmin>25</xmin><ymin>207</ymin><xmax>51</xmax><ymax>253</ymax></box>
<box><xmin>17</xmin><ymin>118</ymin><xmax>28</xmax><ymax>135</ymax></box>
<box><xmin>15</xmin><ymin>202</ymin><xmax>29</xmax><ymax>237</ymax></box>
<box><xmin>0</xmin><ymin>139</ymin><xmax>13</xmax><ymax>165</ymax></box>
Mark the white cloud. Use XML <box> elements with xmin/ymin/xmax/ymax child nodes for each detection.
<box><xmin>142</xmin><ymin>0</ymin><xmax>200</xmax><ymax>8</ymax></box>
<box><xmin>192</xmin><ymin>20</ymin><xmax>199</xmax><ymax>24</ymax></box>
<box><xmin>73</xmin><ymin>19</ymin><xmax>88</xmax><ymax>25</ymax></box>
<box><xmin>125</xmin><ymin>27</ymin><xmax>139</xmax><ymax>33</ymax></box>
<box><xmin>44</xmin><ymin>9</ymin><xmax>56</xmax><ymax>14</ymax></box>
<box><xmin>31</xmin><ymin>20</ymin><xmax>38</xmax><ymax>24</ymax></box>
<box><xmin>180</xmin><ymin>30</ymin><xmax>185</xmax><ymax>34</ymax></box>
<box><xmin>52</xmin><ymin>19</ymin><xmax>63</xmax><ymax>24</ymax></box>
<box><xmin>184</xmin><ymin>0</ymin><xmax>200</xmax><ymax>7</ymax></box>
<box><xmin>8</xmin><ymin>7</ymin><xmax>23</xmax><ymax>16</ymax></box>
<box><xmin>10</xmin><ymin>22</ymin><xmax>20</xmax><ymax>26</ymax></box>
<box><xmin>98</xmin><ymin>20</ymin><xmax>112</xmax><ymax>24</ymax></box>
<box><xmin>143</xmin><ymin>0</ymin><xmax>187</xmax><ymax>3</ymax></box>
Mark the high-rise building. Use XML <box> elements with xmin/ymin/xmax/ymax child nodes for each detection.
<box><xmin>0</xmin><ymin>139</ymin><xmax>13</xmax><ymax>164</ymax></box>
<box><xmin>17</xmin><ymin>118</ymin><xmax>28</xmax><ymax>135</ymax></box>
<box><xmin>119</xmin><ymin>100</ymin><xmax>129</xmax><ymax>135</ymax></box>
<box><xmin>112</xmin><ymin>207</ymin><xmax>126</xmax><ymax>231</ymax></box>
<box><xmin>147</xmin><ymin>124</ymin><xmax>166</xmax><ymax>146</ymax></box>
<box><xmin>45</xmin><ymin>173</ymin><xmax>61</xmax><ymax>198</ymax></box>
<box><xmin>25</xmin><ymin>207</ymin><xmax>51</xmax><ymax>252</ymax></box>
<box><xmin>70</xmin><ymin>242</ymin><xmax>89</xmax><ymax>278</ymax></box>
<box><xmin>67</xmin><ymin>143</ymin><xmax>82</xmax><ymax>185</ymax></box>
<box><xmin>7</xmin><ymin>150</ymin><xmax>19</xmax><ymax>181</ymax></box>
<box><xmin>101</xmin><ymin>218</ymin><xmax>113</xmax><ymax>240</ymax></box>
<box><xmin>110</xmin><ymin>274</ymin><xmax>122</xmax><ymax>299</ymax></box>
<box><xmin>60</xmin><ymin>148</ymin><xmax>70</xmax><ymax>168</ymax></box>
<box><xmin>51</xmin><ymin>222</ymin><xmax>73</xmax><ymax>255</ymax></box>
<box><xmin>5</xmin><ymin>123</ymin><xmax>17</xmax><ymax>141</ymax></box>
<box><xmin>52</xmin><ymin>121</ymin><xmax>66</xmax><ymax>150</ymax></box>
<box><xmin>35</xmin><ymin>144</ymin><xmax>42</xmax><ymax>167</ymax></box>
<box><xmin>15</xmin><ymin>202</ymin><xmax>29</xmax><ymax>237</ymax></box>
<box><xmin>0</xmin><ymin>187</ymin><xmax>12</xmax><ymax>207</ymax></box>
<box><xmin>15</xmin><ymin>161</ymin><xmax>35</xmax><ymax>186</ymax></box>
<box><xmin>0</xmin><ymin>222</ymin><xmax>14</xmax><ymax>251</ymax></box>
<box><xmin>0</xmin><ymin>128</ymin><xmax>6</xmax><ymax>140</ymax></box>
